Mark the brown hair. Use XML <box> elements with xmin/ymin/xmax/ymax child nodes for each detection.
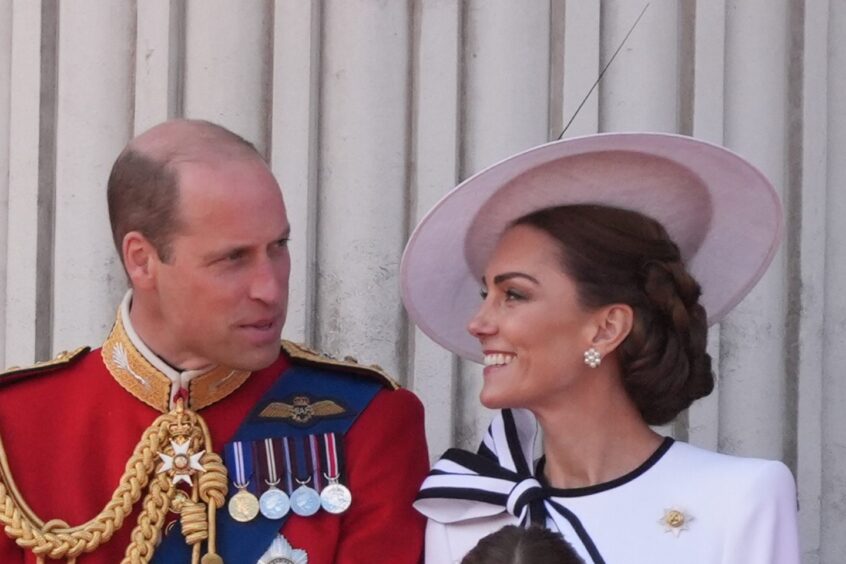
<box><xmin>514</xmin><ymin>204</ymin><xmax>714</xmax><ymax>425</ymax></box>
<box><xmin>107</xmin><ymin>119</ymin><xmax>260</xmax><ymax>263</ymax></box>
<box><xmin>461</xmin><ymin>525</ymin><xmax>584</xmax><ymax>564</ymax></box>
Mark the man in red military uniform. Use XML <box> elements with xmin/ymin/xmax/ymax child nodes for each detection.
<box><xmin>0</xmin><ymin>119</ymin><xmax>429</xmax><ymax>563</ymax></box>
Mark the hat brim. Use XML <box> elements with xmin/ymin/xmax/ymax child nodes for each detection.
<box><xmin>400</xmin><ymin>132</ymin><xmax>783</xmax><ymax>364</ymax></box>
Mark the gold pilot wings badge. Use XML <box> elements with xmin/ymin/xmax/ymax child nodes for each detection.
<box><xmin>259</xmin><ymin>395</ymin><xmax>347</xmax><ymax>426</ymax></box>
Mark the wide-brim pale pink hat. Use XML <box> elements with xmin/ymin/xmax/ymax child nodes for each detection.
<box><xmin>400</xmin><ymin>132</ymin><xmax>782</xmax><ymax>363</ymax></box>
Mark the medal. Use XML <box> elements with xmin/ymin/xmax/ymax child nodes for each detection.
<box><xmin>260</xmin><ymin>485</ymin><xmax>291</xmax><ymax>519</ymax></box>
<box><xmin>320</xmin><ymin>479</ymin><xmax>352</xmax><ymax>514</ymax></box>
<box><xmin>289</xmin><ymin>436</ymin><xmax>322</xmax><ymax>517</ymax></box>
<box><xmin>290</xmin><ymin>479</ymin><xmax>321</xmax><ymax>517</ymax></box>
<box><xmin>228</xmin><ymin>487</ymin><xmax>260</xmax><ymax>522</ymax></box>
<box><xmin>319</xmin><ymin>434</ymin><xmax>351</xmax><ymax>514</ymax></box>
<box><xmin>225</xmin><ymin>441</ymin><xmax>259</xmax><ymax>522</ymax></box>
<box><xmin>258</xmin><ymin>438</ymin><xmax>291</xmax><ymax>519</ymax></box>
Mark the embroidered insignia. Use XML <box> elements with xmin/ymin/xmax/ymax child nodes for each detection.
<box><xmin>110</xmin><ymin>342</ymin><xmax>147</xmax><ymax>387</ymax></box>
<box><xmin>258</xmin><ymin>534</ymin><xmax>308</xmax><ymax>564</ymax></box>
<box><xmin>659</xmin><ymin>507</ymin><xmax>693</xmax><ymax>537</ymax></box>
<box><xmin>259</xmin><ymin>395</ymin><xmax>347</xmax><ymax>425</ymax></box>
<box><xmin>158</xmin><ymin>439</ymin><xmax>205</xmax><ymax>486</ymax></box>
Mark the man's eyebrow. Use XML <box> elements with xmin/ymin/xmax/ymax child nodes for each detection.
<box><xmin>202</xmin><ymin>244</ymin><xmax>247</xmax><ymax>262</ymax></box>
<box><xmin>482</xmin><ymin>272</ymin><xmax>541</xmax><ymax>285</ymax></box>
<box><xmin>201</xmin><ymin>226</ymin><xmax>291</xmax><ymax>263</ymax></box>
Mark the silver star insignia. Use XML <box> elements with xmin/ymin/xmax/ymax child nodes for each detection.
<box><xmin>258</xmin><ymin>534</ymin><xmax>308</xmax><ymax>564</ymax></box>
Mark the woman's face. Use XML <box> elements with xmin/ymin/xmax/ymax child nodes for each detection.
<box><xmin>468</xmin><ymin>224</ymin><xmax>599</xmax><ymax>410</ymax></box>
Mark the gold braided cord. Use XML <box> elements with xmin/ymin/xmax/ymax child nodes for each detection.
<box><xmin>0</xmin><ymin>401</ymin><xmax>227</xmax><ymax>563</ymax></box>
<box><xmin>179</xmin><ymin>500</ymin><xmax>208</xmax><ymax>546</ymax></box>
<box><xmin>197</xmin><ymin>453</ymin><xmax>227</xmax><ymax>508</ymax></box>
<box><xmin>122</xmin><ymin>474</ymin><xmax>173</xmax><ymax>564</ymax></box>
<box><xmin>0</xmin><ymin>416</ymin><xmax>167</xmax><ymax>558</ymax></box>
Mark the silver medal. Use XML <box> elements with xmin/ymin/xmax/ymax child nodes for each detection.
<box><xmin>259</xmin><ymin>486</ymin><xmax>291</xmax><ymax>519</ymax></box>
<box><xmin>320</xmin><ymin>482</ymin><xmax>352</xmax><ymax>514</ymax></box>
<box><xmin>290</xmin><ymin>484</ymin><xmax>321</xmax><ymax>517</ymax></box>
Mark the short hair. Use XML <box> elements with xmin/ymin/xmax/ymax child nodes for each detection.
<box><xmin>461</xmin><ymin>525</ymin><xmax>584</xmax><ymax>564</ymax></box>
<box><xmin>107</xmin><ymin>119</ymin><xmax>260</xmax><ymax>263</ymax></box>
<box><xmin>513</xmin><ymin>204</ymin><xmax>714</xmax><ymax>425</ymax></box>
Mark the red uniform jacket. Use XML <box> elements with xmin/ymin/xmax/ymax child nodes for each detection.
<box><xmin>0</xmin><ymin>331</ymin><xmax>428</xmax><ymax>563</ymax></box>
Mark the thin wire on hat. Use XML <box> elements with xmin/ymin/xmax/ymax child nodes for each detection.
<box><xmin>558</xmin><ymin>3</ymin><xmax>651</xmax><ymax>140</ymax></box>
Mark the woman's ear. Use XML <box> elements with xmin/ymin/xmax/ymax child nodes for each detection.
<box><xmin>122</xmin><ymin>231</ymin><xmax>159</xmax><ymax>290</ymax></box>
<box><xmin>590</xmin><ymin>303</ymin><xmax>634</xmax><ymax>354</ymax></box>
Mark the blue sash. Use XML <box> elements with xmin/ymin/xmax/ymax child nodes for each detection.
<box><xmin>152</xmin><ymin>363</ymin><xmax>382</xmax><ymax>563</ymax></box>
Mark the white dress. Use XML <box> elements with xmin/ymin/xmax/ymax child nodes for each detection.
<box><xmin>415</xmin><ymin>409</ymin><xmax>799</xmax><ymax>564</ymax></box>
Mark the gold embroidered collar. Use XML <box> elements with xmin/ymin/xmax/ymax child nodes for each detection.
<box><xmin>102</xmin><ymin>292</ymin><xmax>251</xmax><ymax>413</ymax></box>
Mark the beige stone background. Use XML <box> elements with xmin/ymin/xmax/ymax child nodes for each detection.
<box><xmin>0</xmin><ymin>1</ymin><xmax>842</xmax><ymax>561</ymax></box>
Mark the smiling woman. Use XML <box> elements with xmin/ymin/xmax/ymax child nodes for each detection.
<box><xmin>402</xmin><ymin>133</ymin><xmax>799</xmax><ymax>564</ymax></box>
<box><xmin>469</xmin><ymin>225</ymin><xmax>602</xmax><ymax>412</ymax></box>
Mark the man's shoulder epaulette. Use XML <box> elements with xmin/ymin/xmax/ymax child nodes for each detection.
<box><xmin>0</xmin><ymin>346</ymin><xmax>90</xmax><ymax>388</ymax></box>
<box><xmin>281</xmin><ymin>340</ymin><xmax>400</xmax><ymax>390</ymax></box>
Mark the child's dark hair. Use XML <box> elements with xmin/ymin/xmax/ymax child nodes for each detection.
<box><xmin>461</xmin><ymin>525</ymin><xmax>584</xmax><ymax>564</ymax></box>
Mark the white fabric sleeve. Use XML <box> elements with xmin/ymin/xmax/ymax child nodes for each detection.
<box><xmin>424</xmin><ymin>519</ymin><xmax>456</xmax><ymax>564</ymax></box>
<box><xmin>720</xmin><ymin>460</ymin><xmax>800</xmax><ymax>564</ymax></box>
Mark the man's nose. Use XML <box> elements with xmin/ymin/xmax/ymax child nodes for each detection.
<box><xmin>250</xmin><ymin>255</ymin><xmax>288</xmax><ymax>305</ymax></box>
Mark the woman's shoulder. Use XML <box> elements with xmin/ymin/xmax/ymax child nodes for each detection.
<box><xmin>659</xmin><ymin>441</ymin><xmax>800</xmax><ymax>562</ymax></box>
<box><xmin>664</xmin><ymin>440</ymin><xmax>796</xmax><ymax>496</ymax></box>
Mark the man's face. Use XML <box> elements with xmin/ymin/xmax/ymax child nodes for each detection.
<box><xmin>150</xmin><ymin>156</ymin><xmax>291</xmax><ymax>371</ymax></box>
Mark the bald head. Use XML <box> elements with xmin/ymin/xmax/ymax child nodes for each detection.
<box><xmin>107</xmin><ymin>119</ymin><xmax>263</xmax><ymax>264</ymax></box>
<box><xmin>128</xmin><ymin>119</ymin><xmax>260</xmax><ymax>165</ymax></box>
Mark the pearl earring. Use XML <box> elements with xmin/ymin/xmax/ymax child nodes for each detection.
<box><xmin>584</xmin><ymin>347</ymin><xmax>601</xmax><ymax>368</ymax></box>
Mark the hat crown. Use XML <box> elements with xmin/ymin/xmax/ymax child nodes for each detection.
<box><xmin>465</xmin><ymin>150</ymin><xmax>713</xmax><ymax>279</ymax></box>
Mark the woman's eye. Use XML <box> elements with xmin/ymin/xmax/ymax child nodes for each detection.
<box><xmin>505</xmin><ymin>289</ymin><xmax>525</xmax><ymax>301</ymax></box>
<box><xmin>479</xmin><ymin>287</ymin><xmax>489</xmax><ymax>300</ymax></box>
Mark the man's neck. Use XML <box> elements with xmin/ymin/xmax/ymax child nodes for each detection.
<box><xmin>106</xmin><ymin>290</ymin><xmax>251</xmax><ymax>412</ymax></box>
<box><xmin>126</xmin><ymin>292</ymin><xmax>213</xmax><ymax>372</ymax></box>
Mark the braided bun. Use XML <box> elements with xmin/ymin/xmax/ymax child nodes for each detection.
<box><xmin>514</xmin><ymin>205</ymin><xmax>714</xmax><ymax>425</ymax></box>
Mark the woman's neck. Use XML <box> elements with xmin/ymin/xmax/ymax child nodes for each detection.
<box><xmin>533</xmin><ymin>374</ymin><xmax>663</xmax><ymax>490</ymax></box>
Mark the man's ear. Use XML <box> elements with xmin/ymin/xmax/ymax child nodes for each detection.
<box><xmin>590</xmin><ymin>303</ymin><xmax>634</xmax><ymax>354</ymax></box>
<box><xmin>123</xmin><ymin>231</ymin><xmax>159</xmax><ymax>290</ymax></box>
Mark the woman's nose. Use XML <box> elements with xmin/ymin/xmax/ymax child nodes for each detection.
<box><xmin>467</xmin><ymin>301</ymin><xmax>496</xmax><ymax>339</ymax></box>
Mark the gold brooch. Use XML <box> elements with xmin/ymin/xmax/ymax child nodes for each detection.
<box><xmin>659</xmin><ymin>507</ymin><xmax>693</xmax><ymax>537</ymax></box>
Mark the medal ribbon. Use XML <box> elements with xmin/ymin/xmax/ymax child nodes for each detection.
<box><xmin>256</xmin><ymin>438</ymin><xmax>288</xmax><ymax>493</ymax></box>
<box><xmin>225</xmin><ymin>441</ymin><xmax>255</xmax><ymax>491</ymax></box>
<box><xmin>290</xmin><ymin>436</ymin><xmax>312</xmax><ymax>486</ymax></box>
<box><xmin>308</xmin><ymin>434</ymin><xmax>324</xmax><ymax>491</ymax></box>
<box><xmin>321</xmin><ymin>432</ymin><xmax>345</xmax><ymax>480</ymax></box>
<box><xmin>281</xmin><ymin>437</ymin><xmax>294</xmax><ymax>494</ymax></box>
